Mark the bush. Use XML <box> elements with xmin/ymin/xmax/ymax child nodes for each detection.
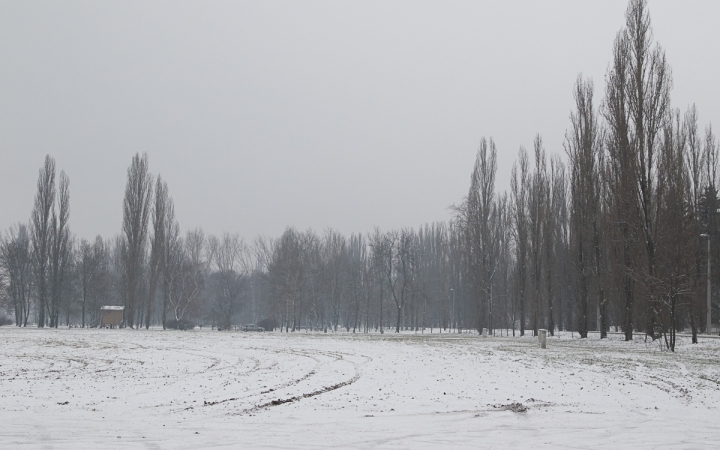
<box><xmin>0</xmin><ymin>316</ymin><xmax>13</xmax><ymax>326</ymax></box>
<box><xmin>257</xmin><ymin>317</ymin><xmax>278</xmax><ymax>331</ymax></box>
<box><xmin>165</xmin><ymin>318</ymin><xmax>196</xmax><ymax>330</ymax></box>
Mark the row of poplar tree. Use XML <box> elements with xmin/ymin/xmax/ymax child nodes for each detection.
<box><xmin>1</xmin><ymin>0</ymin><xmax>718</xmax><ymax>351</ymax></box>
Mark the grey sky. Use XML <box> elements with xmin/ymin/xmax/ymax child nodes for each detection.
<box><xmin>1</xmin><ymin>1</ymin><xmax>718</xmax><ymax>241</ymax></box>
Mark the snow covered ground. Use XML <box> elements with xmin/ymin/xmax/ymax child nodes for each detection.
<box><xmin>1</xmin><ymin>327</ymin><xmax>719</xmax><ymax>449</ymax></box>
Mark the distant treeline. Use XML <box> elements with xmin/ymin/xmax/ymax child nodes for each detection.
<box><xmin>1</xmin><ymin>0</ymin><xmax>717</xmax><ymax>352</ymax></box>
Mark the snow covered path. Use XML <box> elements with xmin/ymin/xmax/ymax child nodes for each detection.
<box><xmin>1</xmin><ymin>328</ymin><xmax>719</xmax><ymax>449</ymax></box>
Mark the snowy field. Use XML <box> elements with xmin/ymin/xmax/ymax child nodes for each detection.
<box><xmin>1</xmin><ymin>328</ymin><xmax>719</xmax><ymax>449</ymax></box>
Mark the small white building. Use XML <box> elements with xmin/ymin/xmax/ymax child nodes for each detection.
<box><xmin>100</xmin><ymin>306</ymin><xmax>124</xmax><ymax>328</ymax></box>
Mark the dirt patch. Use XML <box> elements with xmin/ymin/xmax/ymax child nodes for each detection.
<box><xmin>246</xmin><ymin>372</ymin><xmax>361</xmax><ymax>414</ymax></box>
<box><xmin>203</xmin><ymin>398</ymin><xmax>238</xmax><ymax>406</ymax></box>
<box><xmin>492</xmin><ymin>402</ymin><xmax>527</xmax><ymax>413</ymax></box>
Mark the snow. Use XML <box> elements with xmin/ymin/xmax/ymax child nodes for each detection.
<box><xmin>1</xmin><ymin>328</ymin><xmax>719</xmax><ymax>448</ymax></box>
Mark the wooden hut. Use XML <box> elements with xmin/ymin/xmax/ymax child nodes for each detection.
<box><xmin>100</xmin><ymin>306</ymin><xmax>124</xmax><ymax>328</ymax></box>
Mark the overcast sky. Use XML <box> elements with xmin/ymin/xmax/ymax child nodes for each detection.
<box><xmin>1</xmin><ymin>0</ymin><xmax>718</xmax><ymax>241</ymax></box>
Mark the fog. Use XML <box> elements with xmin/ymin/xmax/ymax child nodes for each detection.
<box><xmin>1</xmin><ymin>0</ymin><xmax>718</xmax><ymax>240</ymax></box>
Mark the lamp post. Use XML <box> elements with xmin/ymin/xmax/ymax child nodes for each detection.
<box><xmin>701</xmin><ymin>234</ymin><xmax>711</xmax><ymax>334</ymax></box>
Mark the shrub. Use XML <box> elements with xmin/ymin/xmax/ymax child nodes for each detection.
<box><xmin>165</xmin><ymin>318</ymin><xmax>196</xmax><ymax>330</ymax></box>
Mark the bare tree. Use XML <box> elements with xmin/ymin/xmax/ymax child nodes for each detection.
<box><xmin>604</xmin><ymin>0</ymin><xmax>672</xmax><ymax>339</ymax></box>
<box><xmin>0</xmin><ymin>224</ymin><xmax>33</xmax><ymax>326</ymax></box>
<box><xmin>146</xmin><ymin>176</ymin><xmax>168</xmax><ymax>329</ymax></box>
<box><xmin>163</xmin><ymin>230</ymin><xmax>206</xmax><ymax>328</ymax></box>
<box><xmin>626</xmin><ymin>0</ymin><xmax>672</xmax><ymax>337</ymax></box>
<box><xmin>31</xmin><ymin>155</ymin><xmax>56</xmax><ymax>327</ymax></box>
<box><xmin>322</xmin><ymin>230</ymin><xmax>347</xmax><ymax>332</ymax></box>
<box><xmin>458</xmin><ymin>138</ymin><xmax>498</xmax><ymax>332</ymax></box>
<box><xmin>493</xmin><ymin>194</ymin><xmax>513</xmax><ymax>334</ymax></box>
<box><xmin>369</xmin><ymin>228</ymin><xmax>389</xmax><ymax>334</ymax></box>
<box><xmin>177</xmin><ymin>229</ymin><xmax>207</xmax><ymax>325</ymax></box>
<box><xmin>391</xmin><ymin>229</ymin><xmax>414</xmax><ymax>333</ymax></box>
<box><xmin>702</xmin><ymin>125</ymin><xmax>720</xmax><ymax>334</ymax></box>
<box><xmin>568</xmin><ymin>76</ymin><xmax>603</xmax><ymax>338</ymax></box>
<box><xmin>161</xmin><ymin>198</ymin><xmax>180</xmax><ymax>329</ymax></box>
<box><xmin>652</xmin><ymin>109</ymin><xmax>694</xmax><ymax>351</ymax></box>
<box><xmin>121</xmin><ymin>153</ymin><xmax>153</xmax><ymax>328</ymax></box>
<box><xmin>268</xmin><ymin>228</ymin><xmax>310</xmax><ymax>332</ymax></box>
<box><xmin>528</xmin><ymin>135</ymin><xmax>547</xmax><ymax>336</ymax></box>
<box><xmin>301</xmin><ymin>233</ymin><xmax>323</xmax><ymax>331</ymax></box>
<box><xmin>683</xmin><ymin>105</ymin><xmax>705</xmax><ymax>342</ymax></box>
<box><xmin>347</xmin><ymin>233</ymin><xmax>366</xmax><ymax>333</ymax></box>
<box><xmin>544</xmin><ymin>156</ymin><xmax>565</xmax><ymax>336</ymax></box>
<box><xmin>78</xmin><ymin>236</ymin><xmax>106</xmax><ymax>327</ymax></box>
<box><xmin>49</xmin><ymin>171</ymin><xmax>71</xmax><ymax>328</ymax></box>
<box><xmin>604</xmin><ymin>24</ymin><xmax>636</xmax><ymax>340</ymax></box>
<box><xmin>511</xmin><ymin>148</ymin><xmax>530</xmax><ymax>335</ymax></box>
<box><xmin>209</xmin><ymin>232</ymin><xmax>248</xmax><ymax>330</ymax></box>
